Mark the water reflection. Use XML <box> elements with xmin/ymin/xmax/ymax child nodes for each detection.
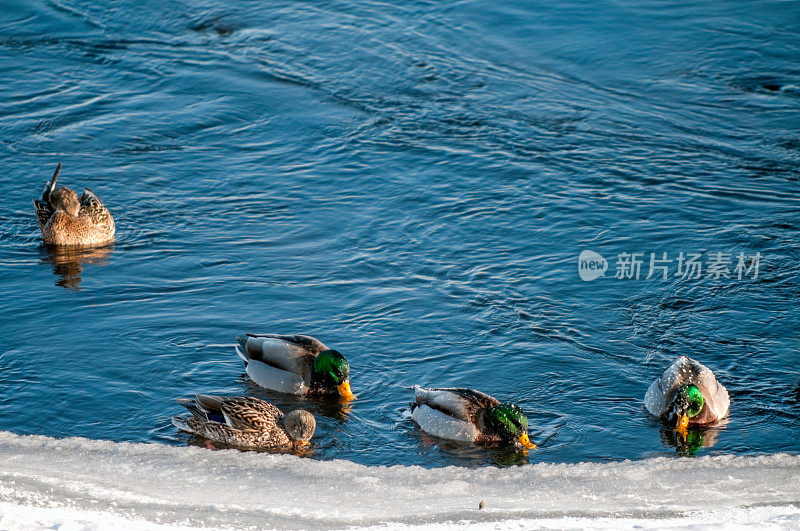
<box><xmin>414</xmin><ymin>428</ymin><xmax>531</xmax><ymax>466</ymax></box>
<box><xmin>490</xmin><ymin>445</ymin><xmax>532</xmax><ymax>466</ymax></box>
<box><xmin>659</xmin><ymin>423</ymin><xmax>725</xmax><ymax>457</ymax></box>
<box><xmin>40</xmin><ymin>244</ymin><xmax>114</xmax><ymax>290</ymax></box>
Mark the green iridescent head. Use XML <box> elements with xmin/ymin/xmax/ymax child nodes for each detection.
<box><xmin>677</xmin><ymin>384</ymin><xmax>704</xmax><ymax>417</ymax></box>
<box><xmin>486</xmin><ymin>403</ymin><xmax>535</xmax><ymax>448</ymax></box>
<box><xmin>670</xmin><ymin>384</ymin><xmax>704</xmax><ymax>429</ymax></box>
<box><xmin>312</xmin><ymin>350</ymin><xmax>355</xmax><ymax>399</ymax></box>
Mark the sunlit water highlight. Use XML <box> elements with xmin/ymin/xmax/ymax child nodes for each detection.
<box><xmin>0</xmin><ymin>0</ymin><xmax>798</xmax><ymax>470</ymax></box>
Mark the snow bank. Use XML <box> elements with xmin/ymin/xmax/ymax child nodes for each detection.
<box><xmin>0</xmin><ymin>431</ymin><xmax>797</xmax><ymax>530</ymax></box>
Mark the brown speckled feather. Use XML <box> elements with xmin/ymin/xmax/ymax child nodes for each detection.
<box><xmin>33</xmin><ymin>165</ymin><xmax>115</xmax><ymax>246</ymax></box>
<box><xmin>39</xmin><ymin>195</ymin><xmax>115</xmax><ymax>246</ymax></box>
<box><xmin>217</xmin><ymin>396</ymin><xmax>283</xmax><ymax>431</ymax></box>
<box><xmin>173</xmin><ymin>395</ymin><xmax>292</xmax><ymax>450</ymax></box>
<box><xmin>183</xmin><ymin>418</ymin><xmax>291</xmax><ymax>450</ymax></box>
<box><xmin>80</xmin><ymin>188</ymin><xmax>115</xmax><ymax>232</ymax></box>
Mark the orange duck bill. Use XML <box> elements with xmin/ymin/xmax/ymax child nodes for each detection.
<box><xmin>337</xmin><ymin>381</ymin><xmax>356</xmax><ymax>400</ymax></box>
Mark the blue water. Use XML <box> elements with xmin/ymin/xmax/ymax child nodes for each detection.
<box><xmin>1</xmin><ymin>0</ymin><xmax>798</xmax><ymax>468</ymax></box>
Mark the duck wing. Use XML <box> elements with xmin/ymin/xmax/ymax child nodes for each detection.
<box><xmin>173</xmin><ymin>395</ymin><xmax>292</xmax><ymax>449</ymax></box>
<box><xmin>246</xmin><ymin>334</ymin><xmax>328</xmax><ymax>354</ymax></box>
<box><xmin>34</xmin><ymin>198</ymin><xmax>53</xmax><ymax>230</ymax></box>
<box><xmin>692</xmin><ymin>363</ymin><xmax>730</xmax><ymax>422</ymax></box>
<box><xmin>199</xmin><ymin>395</ymin><xmax>283</xmax><ymax>431</ymax></box>
<box><xmin>80</xmin><ymin>188</ymin><xmax>106</xmax><ymax>209</ymax></box>
<box><xmin>176</xmin><ymin>394</ymin><xmax>282</xmax><ymax>430</ymax></box>
<box><xmin>237</xmin><ymin>334</ymin><xmax>325</xmax><ymax>375</ymax></box>
<box><xmin>219</xmin><ymin>396</ymin><xmax>282</xmax><ymax>431</ymax></box>
<box><xmin>412</xmin><ymin>387</ymin><xmax>499</xmax><ymax>424</ymax></box>
<box><xmin>33</xmin><ymin>163</ymin><xmax>61</xmax><ymax>230</ymax></box>
<box><xmin>79</xmin><ymin>187</ymin><xmax>115</xmax><ymax>233</ymax></box>
<box><xmin>175</xmin><ymin>395</ymin><xmax>226</xmax><ymax>425</ymax></box>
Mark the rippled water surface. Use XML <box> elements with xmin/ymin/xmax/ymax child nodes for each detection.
<box><xmin>1</xmin><ymin>0</ymin><xmax>799</xmax><ymax>467</ymax></box>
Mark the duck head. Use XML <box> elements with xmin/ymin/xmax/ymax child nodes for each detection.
<box><xmin>50</xmin><ymin>187</ymin><xmax>80</xmax><ymax>217</ymax></box>
<box><xmin>282</xmin><ymin>409</ymin><xmax>316</xmax><ymax>449</ymax></box>
<box><xmin>667</xmin><ymin>384</ymin><xmax>704</xmax><ymax>434</ymax></box>
<box><xmin>486</xmin><ymin>403</ymin><xmax>536</xmax><ymax>449</ymax></box>
<box><xmin>312</xmin><ymin>350</ymin><xmax>356</xmax><ymax>400</ymax></box>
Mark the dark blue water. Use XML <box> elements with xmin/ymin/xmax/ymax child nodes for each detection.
<box><xmin>1</xmin><ymin>0</ymin><xmax>799</xmax><ymax>468</ymax></box>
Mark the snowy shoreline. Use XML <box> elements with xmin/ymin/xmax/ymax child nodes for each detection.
<box><xmin>0</xmin><ymin>431</ymin><xmax>798</xmax><ymax>530</ymax></box>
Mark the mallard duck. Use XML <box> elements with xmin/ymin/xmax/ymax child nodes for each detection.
<box><xmin>235</xmin><ymin>334</ymin><xmax>355</xmax><ymax>400</ymax></box>
<box><xmin>172</xmin><ymin>394</ymin><xmax>316</xmax><ymax>450</ymax></box>
<box><xmin>33</xmin><ymin>163</ymin><xmax>115</xmax><ymax>246</ymax></box>
<box><xmin>410</xmin><ymin>386</ymin><xmax>536</xmax><ymax>449</ymax></box>
<box><xmin>644</xmin><ymin>356</ymin><xmax>730</xmax><ymax>433</ymax></box>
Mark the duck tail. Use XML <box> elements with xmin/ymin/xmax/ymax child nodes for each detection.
<box><xmin>171</xmin><ymin>416</ymin><xmax>192</xmax><ymax>432</ymax></box>
<box><xmin>234</xmin><ymin>336</ymin><xmax>249</xmax><ymax>364</ymax></box>
<box><xmin>42</xmin><ymin>162</ymin><xmax>62</xmax><ymax>203</ymax></box>
<box><xmin>175</xmin><ymin>397</ymin><xmax>210</xmax><ymax>422</ymax></box>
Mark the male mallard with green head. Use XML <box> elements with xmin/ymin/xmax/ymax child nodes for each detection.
<box><xmin>172</xmin><ymin>394</ymin><xmax>316</xmax><ymax>451</ymax></box>
<box><xmin>644</xmin><ymin>356</ymin><xmax>730</xmax><ymax>434</ymax></box>
<box><xmin>235</xmin><ymin>334</ymin><xmax>355</xmax><ymax>400</ymax></box>
<box><xmin>33</xmin><ymin>163</ymin><xmax>115</xmax><ymax>246</ymax></box>
<box><xmin>410</xmin><ymin>386</ymin><xmax>536</xmax><ymax>449</ymax></box>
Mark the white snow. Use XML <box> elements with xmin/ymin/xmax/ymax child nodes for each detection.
<box><xmin>0</xmin><ymin>431</ymin><xmax>797</xmax><ymax>530</ymax></box>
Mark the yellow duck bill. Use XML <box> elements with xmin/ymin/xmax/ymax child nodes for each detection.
<box><xmin>517</xmin><ymin>432</ymin><xmax>537</xmax><ymax>449</ymax></box>
<box><xmin>337</xmin><ymin>381</ymin><xmax>356</xmax><ymax>400</ymax></box>
<box><xmin>676</xmin><ymin>413</ymin><xmax>690</xmax><ymax>434</ymax></box>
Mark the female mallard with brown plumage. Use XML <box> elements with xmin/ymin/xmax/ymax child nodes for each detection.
<box><xmin>34</xmin><ymin>163</ymin><xmax>115</xmax><ymax>246</ymax></box>
<box><xmin>172</xmin><ymin>394</ymin><xmax>316</xmax><ymax>451</ymax></box>
<box><xmin>410</xmin><ymin>386</ymin><xmax>536</xmax><ymax>449</ymax></box>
